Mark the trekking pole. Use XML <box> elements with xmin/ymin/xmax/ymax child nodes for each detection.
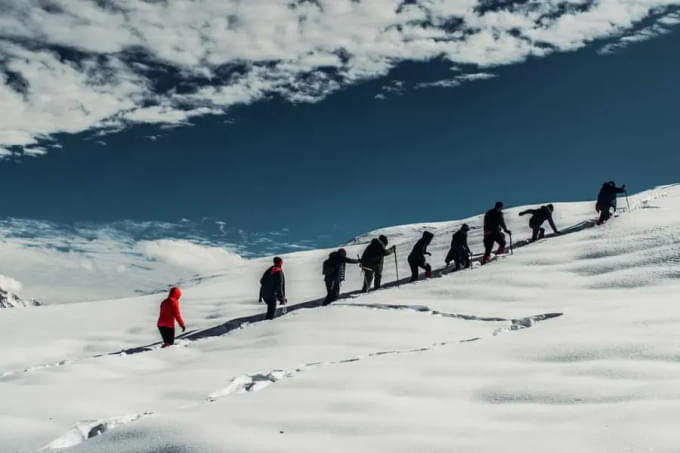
<box><xmin>625</xmin><ymin>191</ymin><xmax>631</xmax><ymax>212</ymax></box>
<box><xmin>394</xmin><ymin>247</ymin><xmax>400</xmax><ymax>287</ymax></box>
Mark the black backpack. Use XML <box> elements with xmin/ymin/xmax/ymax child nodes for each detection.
<box><xmin>322</xmin><ymin>256</ymin><xmax>334</xmax><ymax>276</ymax></box>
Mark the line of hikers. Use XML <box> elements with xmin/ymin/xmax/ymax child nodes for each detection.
<box><xmin>157</xmin><ymin>181</ymin><xmax>627</xmax><ymax>344</ymax></box>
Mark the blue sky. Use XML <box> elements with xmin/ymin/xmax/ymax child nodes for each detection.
<box><xmin>1</xmin><ymin>1</ymin><xmax>680</xmax><ymax>256</ymax></box>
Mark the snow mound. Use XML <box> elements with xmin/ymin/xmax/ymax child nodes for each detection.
<box><xmin>42</xmin><ymin>412</ymin><xmax>152</xmax><ymax>450</ymax></box>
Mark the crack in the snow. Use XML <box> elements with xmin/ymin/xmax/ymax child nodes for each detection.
<box><xmin>206</xmin><ymin>311</ymin><xmax>563</xmax><ymax>401</ymax></box>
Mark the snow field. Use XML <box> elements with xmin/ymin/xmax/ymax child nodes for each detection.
<box><xmin>0</xmin><ymin>184</ymin><xmax>679</xmax><ymax>452</ymax></box>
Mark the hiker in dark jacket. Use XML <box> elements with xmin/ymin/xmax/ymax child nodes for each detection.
<box><xmin>323</xmin><ymin>248</ymin><xmax>360</xmax><ymax>305</ymax></box>
<box><xmin>596</xmin><ymin>181</ymin><xmax>627</xmax><ymax>224</ymax></box>
<box><xmin>408</xmin><ymin>231</ymin><xmax>434</xmax><ymax>281</ymax></box>
<box><xmin>360</xmin><ymin>235</ymin><xmax>395</xmax><ymax>292</ymax></box>
<box><xmin>445</xmin><ymin>224</ymin><xmax>472</xmax><ymax>269</ymax></box>
<box><xmin>519</xmin><ymin>204</ymin><xmax>559</xmax><ymax>242</ymax></box>
<box><xmin>482</xmin><ymin>201</ymin><xmax>511</xmax><ymax>264</ymax></box>
<box><xmin>259</xmin><ymin>256</ymin><xmax>286</xmax><ymax>320</ymax></box>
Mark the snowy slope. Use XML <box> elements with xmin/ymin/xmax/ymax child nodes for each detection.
<box><xmin>1</xmin><ymin>185</ymin><xmax>679</xmax><ymax>452</ymax></box>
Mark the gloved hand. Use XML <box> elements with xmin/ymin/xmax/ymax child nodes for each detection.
<box><xmin>182</xmin><ymin>326</ymin><xmax>186</xmax><ymax>333</ymax></box>
<box><xmin>506</xmin><ymin>230</ymin><xmax>512</xmax><ymax>235</ymax></box>
<box><xmin>426</xmin><ymin>252</ymin><xmax>432</xmax><ymax>256</ymax></box>
<box><xmin>622</xmin><ymin>184</ymin><xmax>627</xmax><ymax>190</ymax></box>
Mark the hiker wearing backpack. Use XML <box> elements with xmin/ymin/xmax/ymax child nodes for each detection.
<box><xmin>157</xmin><ymin>287</ymin><xmax>185</xmax><ymax>348</ymax></box>
<box><xmin>445</xmin><ymin>224</ymin><xmax>472</xmax><ymax>270</ymax></box>
<box><xmin>482</xmin><ymin>201</ymin><xmax>511</xmax><ymax>264</ymax></box>
<box><xmin>360</xmin><ymin>235</ymin><xmax>396</xmax><ymax>292</ymax></box>
<box><xmin>596</xmin><ymin>181</ymin><xmax>627</xmax><ymax>225</ymax></box>
<box><xmin>519</xmin><ymin>204</ymin><xmax>559</xmax><ymax>242</ymax></box>
<box><xmin>259</xmin><ymin>257</ymin><xmax>287</xmax><ymax>320</ymax></box>
<box><xmin>408</xmin><ymin>231</ymin><xmax>434</xmax><ymax>282</ymax></box>
<box><xmin>322</xmin><ymin>248</ymin><xmax>360</xmax><ymax>305</ymax></box>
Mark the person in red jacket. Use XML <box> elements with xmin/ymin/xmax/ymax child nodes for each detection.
<box><xmin>157</xmin><ymin>287</ymin><xmax>186</xmax><ymax>347</ymax></box>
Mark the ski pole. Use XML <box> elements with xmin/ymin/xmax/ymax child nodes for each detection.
<box><xmin>625</xmin><ymin>191</ymin><xmax>630</xmax><ymax>211</ymax></box>
<box><xmin>394</xmin><ymin>247</ymin><xmax>400</xmax><ymax>287</ymax></box>
<box><xmin>509</xmin><ymin>233</ymin><xmax>513</xmax><ymax>255</ymax></box>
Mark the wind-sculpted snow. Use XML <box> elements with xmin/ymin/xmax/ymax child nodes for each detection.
<box><xmin>42</xmin><ymin>307</ymin><xmax>560</xmax><ymax>450</ymax></box>
<box><xmin>42</xmin><ymin>413</ymin><xmax>152</xmax><ymax>451</ymax></box>
<box><xmin>207</xmin><ymin>311</ymin><xmax>562</xmax><ymax>400</ymax></box>
<box><xmin>1</xmin><ymin>185</ymin><xmax>680</xmax><ymax>452</ymax></box>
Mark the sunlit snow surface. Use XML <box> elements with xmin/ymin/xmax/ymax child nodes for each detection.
<box><xmin>1</xmin><ymin>185</ymin><xmax>679</xmax><ymax>452</ymax></box>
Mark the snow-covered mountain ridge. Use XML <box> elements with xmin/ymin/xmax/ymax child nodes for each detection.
<box><xmin>0</xmin><ymin>287</ymin><xmax>40</xmax><ymax>308</ymax></box>
<box><xmin>1</xmin><ymin>184</ymin><xmax>679</xmax><ymax>452</ymax></box>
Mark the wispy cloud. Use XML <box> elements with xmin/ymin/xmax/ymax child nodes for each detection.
<box><xmin>1</xmin><ymin>0</ymin><xmax>679</xmax><ymax>154</ymax></box>
<box><xmin>599</xmin><ymin>10</ymin><xmax>680</xmax><ymax>54</ymax></box>
<box><xmin>416</xmin><ymin>72</ymin><xmax>497</xmax><ymax>89</ymax></box>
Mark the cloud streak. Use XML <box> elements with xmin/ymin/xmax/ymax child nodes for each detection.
<box><xmin>1</xmin><ymin>0</ymin><xmax>680</xmax><ymax>153</ymax></box>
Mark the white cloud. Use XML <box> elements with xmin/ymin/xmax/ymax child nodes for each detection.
<box><xmin>599</xmin><ymin>10</ymin><xmax>680</xmax><ymax>54</ymax></box>
<box><xmin>416</xmin><ymin>72</ymin><xmax>496</xmax><ymax>89</ymax></box>
<box><xmin>0</xmin><ymin>218</ymin><xmax>247</xmax><ymax>303</ymax></box>
<box><xmin>138</xmin><ymin>239</ymin><xmax>243</xmax><ymax>273</ymax></box>
<box><xmin>22</xmin><ymin>147</ymin><xmax>48</xmax><ymax>157</ymax></box>
<box><xmin>1</xmin><ymin>0</ymin><xmax>679</xmax><ymax>150</ymax></box>
<box><xmin>0</xmin><ymin>274</ymin><xmax>23</xmax><ymax>294</ymax></box>
<box><xmin>659</xmin><ymin>11</ymin><xmax>680</xmax><ymax>24</ymax></box>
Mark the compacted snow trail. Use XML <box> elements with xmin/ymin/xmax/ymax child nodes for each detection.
<box><xmin>1</xmin><ymin>185</ymin><xmax>680</xmax><ymax>453</ymax></box>
<box><xmin>0</xmin><ymin>208</ymin><xmax>585</xmax><ymax>379</ymax></box>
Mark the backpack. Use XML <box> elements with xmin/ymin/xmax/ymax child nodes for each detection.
<box><xmin>322</xmin><ymin>257</ymin><xmax>333</xmax><ymax>276</ymax></box>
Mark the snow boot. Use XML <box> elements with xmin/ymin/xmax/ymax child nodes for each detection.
<box><xmin>538</xmin><ymin>228</ymin><xmax>545</xmax><ymax>239</ymax></box>
<box><xmin>495</xmin><ymin>246</ymin><xmax>505</xmax><ymax>255</ymax></box>
<box><xmin>482</xmin><ymin>254</ymin><xmax>491</xmax><ymax>265</ymax></box>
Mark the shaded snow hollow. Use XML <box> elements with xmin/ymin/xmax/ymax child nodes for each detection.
<box><xmin>0</xmin><ymin>184</ymin><xmax>679</xmax><ymax>452</ymax></box>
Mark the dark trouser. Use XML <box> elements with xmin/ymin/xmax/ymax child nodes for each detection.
<box><xmin>598</xmin><ymin>204</ymin><xmax>613</xmax><ymax>224</ymax></box>
<box><xmin>264</xmin><ymin>297</ymin><xmax>278</xmax><ymax>320</ymax></box>
<box><xmin>531</xmin><ymin>226</ymin><xmax>545</xmax><ymax>242</ymax></box>
<box><xmin>158</xmin><ymin>326</ymin><xmax>175</xmax><ymax>346</ymax></box>
<box><xmin>453</xmin><ymin>249</ymin><xmax>470</xmax><ymax>269</ymax></box>
<box><xmin>323</xmin><ymin>277</ymin><xmax>341</xmax><ymax>305</ymax></box>
<box><xmin>483</xmin><ymin>231</ymin><xmax>506</xmax><ymax>256</ymax></box>
<box><xmin>408</xmin><ymin>258</ymin><xmax>431</xmax><ymax>281</ymax></box>
<box><xmin>362</xmin><ymin>268</ymin><xmax>382</xmax><ymax>292</ymax></box>
<box><xmin>529</xmin><ymin>218</ymin><xmax>545</xmax><ymax>242</ymax></box>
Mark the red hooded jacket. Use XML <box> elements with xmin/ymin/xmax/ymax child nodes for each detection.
<box><xmin>157</xmin><ymin>287</ymin><xmax>185</xmax><ymax>329</ymax></box>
